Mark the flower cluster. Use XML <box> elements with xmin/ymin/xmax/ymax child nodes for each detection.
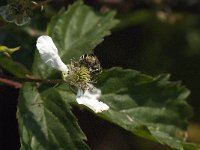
<box><xmin>36</xmin><ymin>36</ymin><xmax>109</xmax><ymax>113</ymax></box>
<box><xmin>0</xmin><ymin>0</ymin><xmax>31</xmax><ymax>26</ymax></box>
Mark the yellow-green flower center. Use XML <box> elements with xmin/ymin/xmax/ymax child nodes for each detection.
<box><xmin>62</xmin><ymin>65</ymin><xmax>91</xmax><ymax>90</ymax></box>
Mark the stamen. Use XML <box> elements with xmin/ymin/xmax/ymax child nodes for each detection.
<box><xmin>63</xmin><ymin>65</ymin><xmax>91</xmax><ymax>90</ymax></box>
<box><xmin>62</xmin><ymin>54</ymin><xmax>102</xmax><ymax>90</ymax></box>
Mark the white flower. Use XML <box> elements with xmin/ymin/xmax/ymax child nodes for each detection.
<box><xmin>36</xmin><ymin>36</ymin><xmax>68</xmax><ymax>73</ymax></box>
<box><xmin>76</xmin><ymin>84</ymin><xmax>109</xmax><ymax>113</ymax></box>
<box><xmin>36</xmin><ymin>35</ymin><xmax>109</xmax><ymax>113</ymax></box>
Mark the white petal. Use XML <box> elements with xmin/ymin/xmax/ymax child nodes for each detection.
<box><xmin>36</xmin><ymin>36</ymin><xmax>68</xmax><ymax>73</ymax></box>
<box><xmin>76</xmin><ymin>87</ymin><xmax>109</xmax><ymax>113</ymax></box>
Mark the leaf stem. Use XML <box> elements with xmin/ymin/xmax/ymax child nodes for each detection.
<box><xmin>0</xmin><ymin>77</ymin><xmax>22</xmax><ymax>88</ymax></box>
<box><xmin>0</xmin><ymin>75</ymin><xmax>64</xmax><ymax>88</ymax></box>
<box><xmin>31</xmin><ymin>0</ymin><xmax>52</xmax><ymax>10</ymax></box>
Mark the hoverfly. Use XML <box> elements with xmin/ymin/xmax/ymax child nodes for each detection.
<box><xmin>63</xmin><ymin>53</ymin><xmax>102</xmax><ymax>92</ymax></box>
<box><xmin>79</xmin><ymin>54</ymin><xmax>102</xmax><ymax>76</ymax></box>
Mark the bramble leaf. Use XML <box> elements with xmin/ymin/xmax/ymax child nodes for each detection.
<box><xmin>96</xmin><ymin>68</ymin><xmax>198</xmax><ymax>150</ymax></box>
<box><xmin>0</xmin><ymin>55</ymin><xmax>30</xmax><ymax>78</ymax></box>
<box><xmin>56</xmin><ymin>67</ymin><xmax>200</xmax><ymax>150</ymax></box>
<box><xmin>17</xmin><ymin>83</ymin><xmax>89</xmax><ymax>150</ymax></box>
<box><xmin>32</xmin><ymin>0</ymin><xmax>118</xmax><ymax>78</ymax></box>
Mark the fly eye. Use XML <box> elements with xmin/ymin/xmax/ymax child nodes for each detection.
<box><xmin>63</xmin><ymin>71</ymin><xmax>69</xmax><ymax>76</ymax></box>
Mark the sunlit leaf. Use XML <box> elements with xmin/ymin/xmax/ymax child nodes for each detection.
<box><xmin>95</xmin><ymin>67</ymin><xmax>199</xmax><ymax>150</ymax></box>
<box><xmin>17</xmin><ymin>83</ymin><xmax>89</xmax><ymax>150</ymax></box>
<box><xmin>32</xmin><ymin>0</ymin><xmax>118</xmax><ymax>78</ymax></box>
<box><xmin>55</xmin><ymin>67</ymin><xmax>200</xmax><ymax>150</ymax></box>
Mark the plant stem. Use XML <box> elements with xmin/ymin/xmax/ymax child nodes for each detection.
<box><xmin>0</xmin><ymin>75</ymin><xmax>64</xmax><ymax>88</ymax></box>
<box><xmin>31</xmin><ymin>0</ymin><xmax>52</xmax><ymax>10</ymax></box>
<box><xmin>0</xmin><ymin>77</ymin><xmax>22</xmax><ymax>88</ymax></box>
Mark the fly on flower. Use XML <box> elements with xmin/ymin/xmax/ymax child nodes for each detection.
<box><xmin>79</xmin><ymin>54</ymin><xmax>102</xmax><ymax>76</ymax></box>
<box><xmin>36</xmin><ymin>35</ymin><xmax>109</xmax><ymax>113</ymax></box>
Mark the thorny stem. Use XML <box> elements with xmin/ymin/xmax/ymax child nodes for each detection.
<box><xmin>0</xmin><ymin>75</ymin><xmax>64</xmax><ymax>88</ymax></box>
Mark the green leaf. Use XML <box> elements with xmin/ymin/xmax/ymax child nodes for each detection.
<box><xmin>0</xmin><ymin>55</ymin><xmax>30</xmax><ymax>77</ymax></box>
<box><xmin>17</xmin><ymin>83</ymin><xmax>89</xmax><ymax>150</ymax></box>
<box><xmin>32</xmin><ymin>0</ymin><xmax>118</xmax><ymax>78</ymax></box>
<box><xmin>93</xmin><ymin>67</ymin><xmax>198</xmax><ymax>150</ymax></box>
<box><xmin>18</xmin><ymin>1</ymin><xmax>118</xmax><ymax>149</ymax></box>
<box><xmin>0</xmin><ymin>45</ymin><xmax>20</xmax><ymax>56</ymax></box>
<box><xmin>54</xmin><ymin>67</ymin><xmax>200</xmax><ymax>150</ymax></box>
